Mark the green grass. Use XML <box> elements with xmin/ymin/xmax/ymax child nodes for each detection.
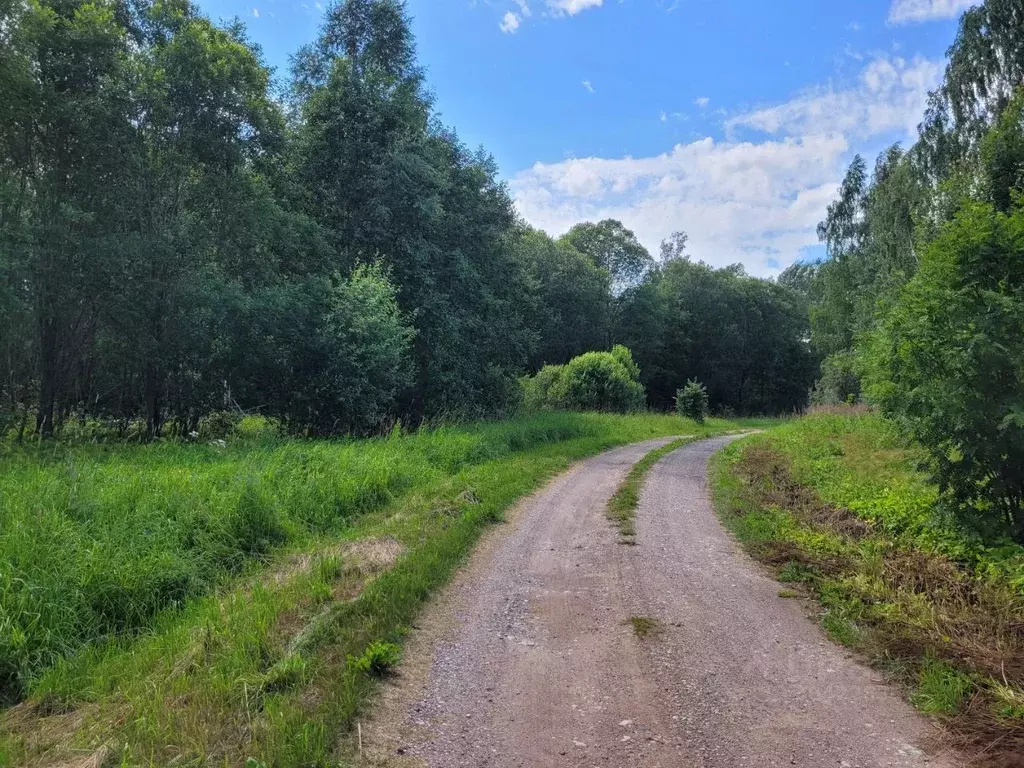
<box><xmin>0</xmin><ymin>410</ymin><xmax>754</xmax><ymax>767</ymax></box>
<box><xmin>626</xmin><ymin>616</ymin><xmax>663</xmax><ymax>639</ymax></box>
<box><xmin>710</xmin><ymin>411</ymin><xmax>1024</xmax><ymax>759</ymax></box>
<box><xmin>911</xmin><ymin>658</ymin><xmax>974</xmax><ymax>715</ymax></box>
<box><xmin>606</xmin><ymin>436</ymin><xmax>695</xmax><ymax>538</ymax></box>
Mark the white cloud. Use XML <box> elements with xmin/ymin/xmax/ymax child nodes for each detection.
<box><xmin>499</xmin><ymin>0</ymin><xmax>593</xmax><ymax>33</ymax></box>
<box><xmin>888</xmin><ymin>0</ymin><xmax>975</xmax><ymax>24</ymax></box>
<box><xmin>513</xmin><ymin>136</ymin><xmax>847</xmax><ymax>277</ymax></box>
<box><xmin>547</xmin><ymin>0</ymin><xmax>603</xmax><ymax>16</ymax></box>
<box><xmin>252</xmin><ymin>7</ymin><xmax>259</xmax><ymax>17</ymax></box>
<box><xmin>500</xmin><ymin>11</ymin><xmax>521</xmax><ymax>33</ymax></box>
<box><xmin>582</xmin><ymin>80</ymin><xmax>595</xmax><ymax>93</ymax></box>
<box><xmin>694</xmin><ymin>96</ymin><xmax>710</xmax><ymax>108</ymax></box>
<box><xmin>512</xmin><ymin>56</ymin><xmax>942</xmax><ymax>277</ymax></box>
<box><xmin>726</xmin><ymin>55</ymin><xmax>942</xmax><ymax>139</ymax></box>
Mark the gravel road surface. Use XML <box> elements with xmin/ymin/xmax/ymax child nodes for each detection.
<box><xmin>356</xmin><ymin>435</ymin><xmax>960</xmax><ymax>768</ymax></box>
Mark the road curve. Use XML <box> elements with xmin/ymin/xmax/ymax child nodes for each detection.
<box><xmin>356</xmin><ymin>435</ymin><xmax>960</xmax><ymax>768</ymax></box>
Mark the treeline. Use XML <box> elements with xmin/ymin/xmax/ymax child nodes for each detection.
<box><xmin>0</xmin><ymin>0</ymin><xmax>814</xmax><ymax>441</ymax></box>
<box><xmin>799</xmin><ymin>0</ymin><xmax>1024</xmax><ymax>542</ymax></box>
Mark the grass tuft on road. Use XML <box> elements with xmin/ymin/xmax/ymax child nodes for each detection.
<box><xmin>0</xmin><ymin>411</ymin><xmax>758</xmax><ymax>767</ymax></box>
<box><xmin>606</xmin><ymin>436</ymin><xmax>694</xmax><ymax>539</ymax></box>
<box><xmin>711</xmin><ymin>412</ymin><xmax>1024</xmax><ymax>765</ymax></box>
<box><xmin>626</xmin><ymin>616</ymin><xmax>663</xmax><ymax>639</ymax></box>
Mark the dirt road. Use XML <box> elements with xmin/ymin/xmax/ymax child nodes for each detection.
<box><xmin>359</xmin><ymin>436</ymin><xmax>960</xmax><ymax>768</ymax></box>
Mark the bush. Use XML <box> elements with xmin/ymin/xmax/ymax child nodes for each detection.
<box><xmin>862</xmin><ymin>200</ymin><xmax>1024</xmax><ymax>543</ymax></box>
<box><xmin>522</xmin><ymin>346</ymin><xmax>646</xmax><ymax>413</ymax></box>
<box><xmin>521</xmin><ymin>365</ymin><xmax>565</xmax><ymax>411</ymax></box>
<box><xmin>248</xmin><ymin>265</ymin><xmax>415</xmax><ymax>436</ymax></box>
<box><xmin>235</xmin><ymin>415</ymin><xmax>282</xmax><ymax>440</ymax></box>
<box><xmin>197</xmin><ymin>411</ymin><xmax>241</xmax><ymax>441</ymax></box>
<box><xmin>811</xmin><ymin>352</ymin><xmax>861</xmax><ymax>406</ymax></box>
<box><xmin>675</xmin><ymin>380</ymin><xmax>709</xmax><ymax>423</ymax></box>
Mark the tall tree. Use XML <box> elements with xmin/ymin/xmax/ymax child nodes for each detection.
<box><xmin>514</xmin><ymin>227</ymin><xmax>610</xmax><ymax>369</ymax></box>
<box><xmin>560</xmin><ymin>219</ymin><xmax>653</xmax><ymax>296</ymax></box>
<box><xmin>295</xmin><ymin>0</ymin><xmax>532</xmax><ymax>419</ymax></box>
<box><xmin>0</xmin><ymin>0</ymin><xmax>133</xmax><ymax>436</ymax></box>
<box><xmin>619</xmin><ymin>253</ymin><xmax>814</xmax><ymax>414</ymax></box>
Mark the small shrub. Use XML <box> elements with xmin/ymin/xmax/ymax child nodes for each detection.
<box><xmin>350</xmin><ymin>640</ymin><xmax>401</xmax><ymax>677</ymax></box>
<box><xmin>197</xmin><ymin>411</ymin><xmax>242</xmax><ymax>441</ymax></box>
<box><xmin>235</xmin><ymin>415</ymin><xmax>282</xmax><ymax>440</ymax></box>
<box><xmin>675</xmin><ymin>380</ymin><xmax>709</xmax><ymax>424</ymax></box>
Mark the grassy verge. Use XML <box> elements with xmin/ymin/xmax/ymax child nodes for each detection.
<box><xmin>711</xmin><ymin>413</ymin><xmax>1024</xmax><ymax>764</ymax></box>
<box><xmin>0</xmin><ymin>411</ymin><xmax>756</xmax><ymax>767</ymax></box>
<box><xmin>606</xmin><ymin>436</ymin><xmax>693</xmax><ymax>540</ymax></box>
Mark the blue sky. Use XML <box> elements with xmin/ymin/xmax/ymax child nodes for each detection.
<box><xmin>196</xmin><ymin>0</ymin><xmax>973</xmax><ymax>275</ymax></box>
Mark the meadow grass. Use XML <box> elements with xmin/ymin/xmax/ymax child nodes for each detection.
<box><xmin>0</xmin><ymin>410</ymin><xmax>754</xmax><ymax>767</ymax></box>
<box><xmin>711</xmin><ymin>412</ymin><xmax>1024</xmax><ymax>762</ymax></box>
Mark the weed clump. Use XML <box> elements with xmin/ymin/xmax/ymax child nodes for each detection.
<box><xmin>351</xmin><ymin>641</ymin><xmax>401</xmax><ymax>677</ymax></box>
<box><xmin>626</xmin><ymin>616</ymin><xmax>663</xmax><ymax>639</ymax></box>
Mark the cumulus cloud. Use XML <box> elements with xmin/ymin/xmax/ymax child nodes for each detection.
<box><xmin>500</xmin><ymin>11</ymin><xmax>521</xmax><ymax>33</ymax></box>
<box><xmin>547</xmin><ymin>0</ymin><xmax>603</xmax><ymax>16</ymax></box>
<box><xmin>888</xmin><ymin>0</ymin><xmax>975</xmax><ymax>24</ymax></box>
<box><xmin>512</xmin><ymin>56</ymin><xmax>942</xmax><ymax>276</ymax></box>
<box><xmin>513</xmin><ymin>137</ymin><xmax>847</xmax><ymax>276</ymax></box>
<box><xmin>694</xmin><ymin>96</ymin><xmax>710</xmax><ymax>108</ymax></box>
<box><xmin>582</xmin><ymin>80</ymin><xmax>595</xmax><ymax>93</ymax></box>
<box><xmin>726</xmin><ymin>56</ymin><xmax>942</xmax><ymax>140</ymax></box>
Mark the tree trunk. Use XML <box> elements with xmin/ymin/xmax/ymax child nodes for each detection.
<box><xmin>144</xmin><ymin>363</ymin><xmax>161</xmax><ymax>440</ymax></box>
<box><xmin>35</xmin><ymin>319</ymin><xmax>57</xmax><ymax>437</ymax></box>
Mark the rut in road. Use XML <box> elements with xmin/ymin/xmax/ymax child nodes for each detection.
<box><xmin>357</xmin><ymin>436</ymin><xmax>961</xmax><ymax>768</ymax></box>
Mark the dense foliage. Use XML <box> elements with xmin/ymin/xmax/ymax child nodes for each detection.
<box><xmin>0</xmin><ymin>0</ymin><xmax>817</xmax><ymax>440</ymax></box>
<box><xmin>806</xmin><ymin>0</ymin><xmax>1024</xmax><ymax>543</ymax></box>
<box><xmin>521</xmin><ymin>346</ymin><xmax>646</xmax><ymax>413</ymax></box>
<box><xmin>862</xmin><ymin>201</ymin><xmax>1024</xmax><ymax>542</ymax></box>
<box><xmin>618</xmin><ymin>256</ymin><xmax>815</xmax><ymax>415</ymax></box>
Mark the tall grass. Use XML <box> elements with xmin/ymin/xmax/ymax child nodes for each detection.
<box><xmin>0</xmin><ymin>412</ymin><xmax>693</xmax><ymax>704</ymax></box>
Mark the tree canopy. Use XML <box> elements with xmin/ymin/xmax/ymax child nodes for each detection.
<box><xmin>0</xmin><ymin>0</ymin><xmax>825</xmax><ymax>443</ymax></box>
